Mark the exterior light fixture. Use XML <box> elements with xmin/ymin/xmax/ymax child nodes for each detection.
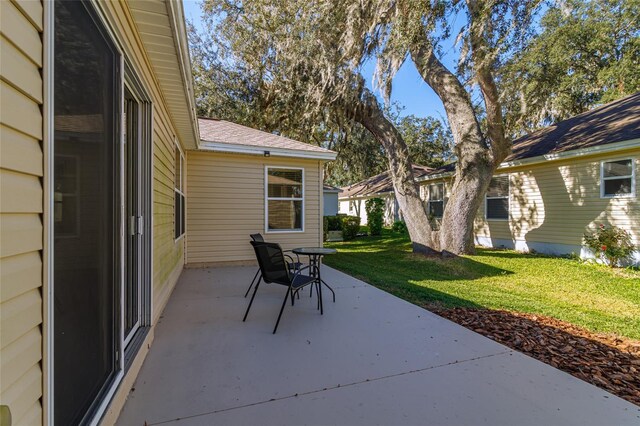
<box><xmin>264</xmin><ymin>151</ymin><xmax>271</xmax><ymax>157</ymax></box>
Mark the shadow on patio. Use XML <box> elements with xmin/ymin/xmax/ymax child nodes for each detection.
<box><xmin>116</xmin><ymin>266</ymin><xmax>639</xmax><ymax>426</ymax></box>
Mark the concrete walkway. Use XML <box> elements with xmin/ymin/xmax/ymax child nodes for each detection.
<box><xmin>116</xmin><ymin>266</ymin><xmax>640</xmax><ymax>425</ymax></box>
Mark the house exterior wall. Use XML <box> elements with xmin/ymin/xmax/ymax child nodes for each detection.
<box><xmin>0</xmin><ymin>1</ymin><xmax>45</xmax><ymax>424</ymax></box>
<box><xmin>99</xmin><ymin>0</ymin><xmax>185</xmax><ymax>323</ymax></box>
<box><xmin>471</xmin><ymin>148</ymin><xmax>639</xmax><ymax>260</ymax></box>
<box><xmin>412</xmin><ymin>147</ymin><xmax>639</xmax><ymax>261</ymax></box>
<box><xmin>338</xmin><ymin>194</ymin><xmax>398</xmax><ymax>226</ymax></box>
<box><xmin>1</xmin><ymin>1</ymin><xmax>192</xmax><ymax>424</ymax></box>
<box><xmin>186</xmin><ymin>151</ymin><xmax>324</xmax><ymax>264</ymax></box>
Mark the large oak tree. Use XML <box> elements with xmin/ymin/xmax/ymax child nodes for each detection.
<box><xmin>195</xmin><ymin>0</ymin><xmax>540</xmax><ymax>254</ymax></box>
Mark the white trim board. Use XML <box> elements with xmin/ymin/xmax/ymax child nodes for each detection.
<box><xmin>264</xmin><ymin>165</ymin><xmax>306</xmax><ymax>234</ymax></box>
<box><xmin>416</xmin><ymin>138</ymin><xmax>640</xmax><ymax>184</ymax></box>
<box><xmin>198</xmin><ymin>140</ymin><xmax>337</xmax><ymax>161</ymax></box>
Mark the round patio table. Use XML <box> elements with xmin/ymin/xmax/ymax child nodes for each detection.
<box><xmin>292</xmin><ymin>247</ymin><xmax>337</xmax><ymax>313</ymax></box>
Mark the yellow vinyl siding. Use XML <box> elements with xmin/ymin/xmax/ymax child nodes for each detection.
<box><xmin>0</xmin><ymin>1</ymin><xmax>44</xmax><ymax>425</ymax></box>
<box><xmin>99</xmin><ymin>1</ymin><xmax>186</xmax><ymax>318</ymax></box>
<box><xmin>186</xmin><ymin>152</ymin><xmax>324</xmax><ymax>264</ymax></box>
<box><xmin>412</xmin><ymin>148</ymin><xmax>640</xmax><ymax>254</ymax></box>
<box><xmin>473</xmin><ymin>150</ymin><xmax>640</xmax><ymax>248</ymax></box>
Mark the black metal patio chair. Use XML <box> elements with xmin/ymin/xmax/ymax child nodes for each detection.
<box><xmin>243</xmin><ymin>241</ymin><xmax>320</xmax><ymax>334</ymax></box>
<box><xmin>244</xmin><ymin>233</ymin><xmax>304</xmax><ymax>297</ymax></box>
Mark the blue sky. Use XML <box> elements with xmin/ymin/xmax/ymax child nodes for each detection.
<box><xmin>183</xmin><ymin>0</ymin><xmax>458</xmax><ymax>120</ymax></box>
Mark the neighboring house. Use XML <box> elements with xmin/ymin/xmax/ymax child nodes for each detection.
<box><xmin>187</xmin><ymin>118</ymin><xmax>336</xmax><ymax>265</ymax></box>
<box><xmin>341</xmin><ymin>93</ymin><xmax>640</xmax><ymax>263</ymax></box>
<box><xmin>323</xmin><ymin>184</ymin><xmax>341</xmax><ymax>216</ymax></box>
<box><xmin>0</xmin><ymin>2</ymin><xmax>334</xmax><ymax>425</ymax></box>
<box><xmin>338</xmin><ymin>165</ymin><xmax>434</xmax><ymax>225</ymax></box>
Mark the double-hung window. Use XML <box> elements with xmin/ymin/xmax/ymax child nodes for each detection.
<box><xmin>601</xmin><ymin>159</ymin><xmax>635</xmax><ymax>198</ymax></box>
<box><xmin>266</xmin><ymin>167</ymin><xmax>304</xmax><ymax>232</ymax></box>
<box><xmin>174</xmin><ymin>145</ymin><xmax>185</xmax><ymax>239</ymax></box>
<box><xmin>427</xmin><ymin>183</ymin><xmax>445</xmax><ymax>218</ymax></box>
<box><xmin>486</xmin><ymin>175</ymin><xmax>509</xmax><ymax>220</ymax></box>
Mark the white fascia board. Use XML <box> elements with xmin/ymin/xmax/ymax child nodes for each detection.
<box><xmin>338</xmin><ymin>191</ymin><xmax>394</xmax><ymax>201</ymax></box>
<box><xmin>417</xmin><ymin>138</ymin><xmax>640</xmax><ymax>184</ymax></box>
<box><xmin>499</xmin><ymin>138</ymin><xmax>640</xmax><ymax>169</ymax></box>
<box><xmin>166</xmin><ymin>0</ymin><xmax>200</xmax><ymax>149</ymax></box>
<box><xmin>197</xmin><ymin>140</ymin><xmax>337</xmax><ymax>161</ymax></box>
<box><xmin>415</xmin><ymin>171</ymin><xmax>454</xmax><ymax>183</ymax></box>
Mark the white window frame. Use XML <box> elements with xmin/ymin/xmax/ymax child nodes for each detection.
<box><xmin>600</xmin><ymin>158</ymin><xmax>635</xmax><ymax>199</ymax></box>
<box><xmin>427</xmin><ymin>183</ymin><xmax>445</xmax><ymax>218</ymax></box>
<box><xmin>174</xmin><ymin>141</ymin><xmax>186</xmax><ymax>241</ymax></box>
<box><xmin>485</xmin><ymin>175</ymin><xmax>510</xmax><ymax>221</ymax></box>
<box><xmin>265</xmin><ymin>166</ymin><xmax>305</xmax><ymax>233</ymax></box>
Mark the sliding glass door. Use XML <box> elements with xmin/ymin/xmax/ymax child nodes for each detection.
<box><xmin>124</xmin><ymin>85</ymin><xmax>151</xmax><ymax>350</ymax></box>
<box><xmin>53</xmin><ymin>2</ymin><xmax>153</xmax><ymax>423</ymax></box>
<box><xmin>53</xmin><ymin>1</ymin><xmax>120</xmax><ymax>424</ymax></box>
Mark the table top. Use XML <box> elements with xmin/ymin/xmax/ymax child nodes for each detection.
<box><xmin>292</xmin><ymin>247</ymin><xmax>337</xmax><ymax>256</ymax></box>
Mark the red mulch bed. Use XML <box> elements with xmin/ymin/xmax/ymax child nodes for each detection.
<box><xmin>428</xmin><ymin>306</ymin><xmax>640</xmax><ymax>407</ymax></box>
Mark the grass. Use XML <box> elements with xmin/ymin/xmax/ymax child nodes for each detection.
<box><xmin>324</xmin><ymin>230</ymin><xmax>640</xmax><ymax>340</ymax></box>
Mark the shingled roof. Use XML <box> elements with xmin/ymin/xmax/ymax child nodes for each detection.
<box><xmin>340</xmin><ymin>165</ymin><xmax>434</xmax><ymax>198</ymax></box>
<box><xmin>343</xmin><ymin>93</ymin><xmax>640</xmax><ymax>192</ymax></box>
<box><xmin>198</xmin><ymin>117</ymin><xmax>336</xmax><ymax>159</ymax></box>
<box><xmin>415</xmin><ymin>92</ymin><xmax>640</xmax><ymax>182</ymax></box>
<box><xmin>506</xmin><ymin>91</ymin><xmax>640</xmax><ymax>162</ymax></box>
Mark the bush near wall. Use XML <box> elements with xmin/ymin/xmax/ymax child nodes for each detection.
<box><xmin>365</xmin><ymin>198</ymin><xmax>385</xmax><ymax>236</ymax></box>
<box><xmin>392</xmin><ymin>220</ymin><xmax>408</xmax><ymax>234</ymax></box>
<box><xmin>342</xmin><ymin>216</ymin><xmax>361</xmax><ymax>240</ymax></box>
<box><xmin>326</xmin><ymin>215</ymin><xmax>344</xmax><ymax>231</ymax></box>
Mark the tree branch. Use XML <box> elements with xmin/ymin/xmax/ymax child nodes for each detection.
<box><xmin>466</xmin><ymin>0</ymin><xmax>511</xmax><ymax>165</ymax></box>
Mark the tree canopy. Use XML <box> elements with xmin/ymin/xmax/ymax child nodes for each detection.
<box><xmin>188</xmin><ymin>0</ymin><xmax>635</xmax><ymax>255</ymax></box>
<box><xmin>499</xmin><ymin>0</ymin><xmax>640</xmax><ymax>136</ymax></box>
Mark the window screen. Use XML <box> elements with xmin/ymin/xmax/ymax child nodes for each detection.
<box><xmin>486</xmin><ymin>176</ymin><xmax>509</xmax><ymax>220</ymax></box>
<box><xmin>602</xmin><ymin>159</ymin><xmax>634</xmax><ymax>197</ymax></box>
<box><xmin>266</xmin><ymin>168</ymin><xmax>304</xmax><ymax>231</ymax></box>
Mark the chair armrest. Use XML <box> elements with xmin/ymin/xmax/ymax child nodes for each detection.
<box><xmin>291</xmin><ymin>263</ymin><xmax>319</xmax><ymax>280</ymax></box>
<box><xmin>283</xmin><ymin>250</ymin><xmax>302</xmax><ymax>264</ymax></box>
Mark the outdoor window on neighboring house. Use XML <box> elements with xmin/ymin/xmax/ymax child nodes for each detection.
<box><xmin>486</xmin><ymin>175</ymin><xmax>510</xmax><ymax>220</ymax></box>
<box><xmin>427</xmin><ymin>183</ymin><xmax>445</xmax><ymax>218</ymax></box>
<box><xmin>266</xmin><ymin>167</ymin><xmax>304</xmax><ymax>232</ymax></box>
<box><xmin>174</xmin><ymin>144</ymin><xmax>185</xmax><ymax>239</ymax></box>
<box><xmin>601</xmin><ymin>159</ymin><xmax>635</xmax><ymax>198</ymax></box>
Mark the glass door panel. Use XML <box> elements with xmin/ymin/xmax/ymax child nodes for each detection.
<box><xmin>124</xmin><ymin>89</ymin><xmax>141</xmax><ymax>345</ymax></box>
<box><xmin>54</xmin><ymin>2</ymin><xmax>120</xmax><ymax>424</ymax></box>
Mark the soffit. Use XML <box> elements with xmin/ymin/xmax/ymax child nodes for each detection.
<box><xmin>128</xmin><ymin>0</ymin><xmax>199</xmax><ymax>149</ymax></box>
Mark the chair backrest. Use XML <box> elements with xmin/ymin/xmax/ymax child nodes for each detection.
<box><xmin>250</xmin><ymin>241</ymin><xmax>290</xmax><ymax>285</ymax></box>
<box><xmin>250</xmin><ymin>233</ymin><xmax>264</xmax><ymax>242</ymax></box>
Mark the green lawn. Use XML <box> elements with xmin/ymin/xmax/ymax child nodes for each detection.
<box><xmin>324</xmin><ymin>231</ymin><xmax>640</xmax><ymax>340</ymax></box>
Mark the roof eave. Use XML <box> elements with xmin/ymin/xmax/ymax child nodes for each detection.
<box><xmin>166</xmin><ymin>0</ymin><xmax>200</xmax><ymax>149</ymax></box>
<box><xmin>338</xmin><ymin>190</ymin><xmax>394</xmax><ymax>200</ymax></box>
<box><xmin>416</xmin><ymin>137</ymin><xmax>640</xmax><ymax>184</ymax></box>
<box><xmin>197</xmin><ymin>140</ymin><xmax>338</xmax><ymax>161</ymax></box>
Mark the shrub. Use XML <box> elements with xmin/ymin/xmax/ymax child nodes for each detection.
<box><xmin>342</xmin><ymin>215</ymin><xmax>361</xmax><ymax>240</ymax></box>
<box><xmin>392</xmin><ymin>220</ymin><xmax>407</xmax><ymax>234</ymax></box>
<box><xmin>583</xmin><ymin>224</ymin><xmax>636</xmax><ymax>268</ymax></box>
<box><xmin>326</xmin><ymin>215</ymin><xmax>343</xmax><ymax>231</ymax></box>
<box><xmin>365</xmin><ymin>198</ymin><xmax>385</xmax><ymax>236</ymax></box>
<box><xmin>323</xmin><ymin>216</ymin><xmax>329</xmax><ymax>241</ymax></box>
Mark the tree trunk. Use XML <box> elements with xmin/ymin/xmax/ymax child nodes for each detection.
<box><xmin>410</xmin><ymin>40</ymin><xmax>497</xmax><ymax>255</ymax></box>
<box><xmin>355</xmin><ymin>90</ymin><xmax>438</xmax><ymax>254</ymax></box>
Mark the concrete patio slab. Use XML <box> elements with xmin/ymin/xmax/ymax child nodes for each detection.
<box><xmin>116</xmin><ymin>266</ymin><xmax>640</xmax><ymax>426</ymax></box>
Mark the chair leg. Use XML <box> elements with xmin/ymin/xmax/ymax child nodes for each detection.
<box><xmin>318</xmin><ymin>280</ymin><xmax>324</xmax><ymax>315</ymax></box>
<box><xmin>243</xmin><ymin>277</ymin><xmax>261</xmax><ymax>322</ymax></box>
<box><xmin>273</xmin><ymin>287</ymin><xmax>291</xmax><ymax>334</ymax></box>
<box><xmin>291</xmin><ymin>288</ymin><xmax>296</xmax><ymax>306</ymax></box>
<box><xmin>244</xmin><ymin>268</ymin><xmax>261</xmax><ymax>298</ymax></box>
